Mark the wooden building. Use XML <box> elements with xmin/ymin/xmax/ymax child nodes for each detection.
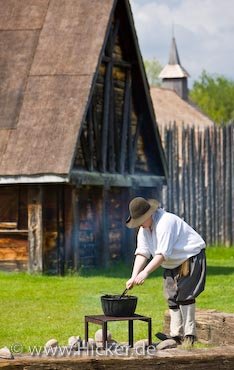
<box><xmin>0</xmin><ymin>0</ymin><xmax>166</xmax><ymax>274</ymax></box>
<box><xmin>154</xmin><ymin>36</ymin><xmax>213</xmax><ymax>129</ymax></box>
<box><xmin>159</xmin><ymin>37</ymin><xmax>190</xmax><ymax>101</ymax></box>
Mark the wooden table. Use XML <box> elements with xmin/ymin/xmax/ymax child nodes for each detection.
<box><xmin>84</xmin><ymin>314</ymin><xmax>152</xmax><ymax>349</ymax></box>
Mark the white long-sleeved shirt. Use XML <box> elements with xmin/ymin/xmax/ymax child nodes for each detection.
<box><xmin>135</xmin><ymin>208</ymin><xmax>206</xmax><ymax>269</ymax></box>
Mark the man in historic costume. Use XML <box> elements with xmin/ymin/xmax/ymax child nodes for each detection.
<box><xmin>126</xmin><ymin>197</ymin><xmax>206</xmax><ymax>347</ymax></box>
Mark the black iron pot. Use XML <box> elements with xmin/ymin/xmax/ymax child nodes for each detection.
<box><xmin>101</xmin><ymin>294</ymin><xmax>138</xmax><ymax>317</ymax></box>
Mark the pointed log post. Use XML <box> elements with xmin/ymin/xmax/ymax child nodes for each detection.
<box><xmin>189</xmin><ymin>127</ymin><xmax>196</xmax><ymax>228</ymax></box>
<box><xmin>225</xmin><ymin>124</ymin><xmax>232</xmax><ymax>245</ymax></box>
<box><xmin>231</xmin><ymin>124</ymin><xmax>234</xmax><ymax>245</ymax></box>
<box><xmin>28</xmin><ymin>186</ymin><xmax>43</xmax><ymax>274</ymax></box>
<box><xmin>182</xmin><ymin>127</ymin><xmax>188</xmax><ymax>221</ymax></box>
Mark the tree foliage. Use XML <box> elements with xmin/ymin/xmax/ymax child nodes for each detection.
<box><xmin>189</xmin><ymin>71</ymin><xmax>234</xmax><ymax>125</ymax></box>
<box><xmin>144</xmin><ymin>58</ymin><xmax>162</xmax><ymax>87</ymax></box>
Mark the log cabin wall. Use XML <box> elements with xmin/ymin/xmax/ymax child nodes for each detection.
<box><xmin>0</xmin><ymin>184</ymin><xmax>67</xmax><ymax>274</ymax></box>
<box><xmin>0</xmin><ymin>182</ymin><xmax>163</xmax><ymax>273</ymax></box>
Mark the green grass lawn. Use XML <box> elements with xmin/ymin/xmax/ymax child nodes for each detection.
<box><xmin>0</xmin><ymin>246</ymin><xmax>233</xmax><ymax>352</ymax></box>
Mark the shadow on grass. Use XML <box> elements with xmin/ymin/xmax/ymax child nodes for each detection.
<box><xmin>79</xmin><ymin>262</ymin><xmax>163</xmax><ymax>279</ymax></box>
<box><xmin>207</xmin><ymin>265</ymin><xmax>234</xmax><ymax>275</ymax></box>
<box><xmin>79</xmin><ymin>263</ymin><xmax>234</xmax><ymax>278</ymax></box>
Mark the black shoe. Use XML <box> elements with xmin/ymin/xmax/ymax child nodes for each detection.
<box><xmin>155</xmin><ymin>332</ymin><xmax>182</xmax><ymax>345</ymax></box>
<box><xmin>155</xmin><ymin>332</ymin><xmax>170</xmax><ymax>341</ymax></box>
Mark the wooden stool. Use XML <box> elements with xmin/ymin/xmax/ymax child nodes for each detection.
<box><xmin>85</xmin><ymin>314</ymin><xmax>152</xmax><ymax>349</ymax></box>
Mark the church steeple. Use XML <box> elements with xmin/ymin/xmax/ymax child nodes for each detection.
<box><xmin>168</xmin><ymin>37</ymin><xmax>181</xmax><ymax>65</ymax></box>
<box><xmin>159</xmin><ymin>37</ymin><xmax>190</xmax><ymax>100</ymax></box>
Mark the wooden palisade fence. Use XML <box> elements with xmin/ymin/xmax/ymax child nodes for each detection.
<box><xmin>161</xmin><ymin>123</ymin><xmax>234</xmax><ymax>246</ymax></box>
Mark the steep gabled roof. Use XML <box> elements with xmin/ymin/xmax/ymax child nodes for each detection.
<box><xmin>159</xmin><ymin>37</ymin><xmax>189</xmax><ymax>79</ymax></box>
<box><xmin>0</xmin><ymin>0</ymin><xmax>166</xmax><ymax>183</ymax></box>
<box><xmin>0</xmin><ymin>0</ymin><xmax>114</xmax><ymax>180</ymax></box>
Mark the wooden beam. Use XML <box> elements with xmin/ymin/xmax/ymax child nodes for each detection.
<box><xmin>127</xmin><ymin>93</ymin><xmax>132</xmax><ymax>173</ymax></box>
<box><xmin>91</xmin><ymin>96</ymin><xmax>101</xmax><ymax>170</ymax></box>
<box><xmin>57</xmin><ymin>186</ymin><xmax>65</xmax><ymax>276</ymax></box>
<box><xmin>63</xmin><ymin>186</ymin><xmax>73</xmax><ymax>270</ymax></box>
<box><xmin>105</xmin><ymin>19</ymin><xmax>120</xmax><ymax>57</ymax></box>
<box><xmin>101</xmin><ymin>61</ymin><xmax>112</xmax><ymax>172</ymax></box>
<box><xmin>70</xmin><ymin>170</ymin><xmax>165</xmax><ymax>187</ymax></box>
<box><xmin>101</xmin><ymin>19</ymin><xmax>120</xmax><ymax>172</ymax></box>
<box><xmin>87</xmin><ymin>108</ymin><xmax>94</xmax><ymax>171</ymax></box>
<box><xmin>28</xmin><ymin>186</ymin><xmax>43</xmax><ymax>274</ymax></box>
<box><xmin>102</xmin><ymin>55</ymin><xmax>132</xmax><ymax>69</ymax></box>
<box><xmin>0</xmin><ymin>222</ymin><xmax>17</xmax><ymax>229</ymax></box>
<box><xmin>108</xmin><ymin>66</ymin><xmax>115</xmax><ymax>172</ymax></box>
<box><xmin>72</xmin><ymin>188</ymin><xmax>80</xmax><ymax>271</ymax></box>
<box><xmin>80</xmin><ymin>130</ymin><xmax>90</xmax><ymax>170</ymax></box>
<box><xmin>119</xmin><ymin>70</ymin><xmax>131</xmax><ymax>173</ymax></box>
<box><xmin>0</xmin><ymin>346</ymin><xmax>234</xmax><ymax>368</ymax></box>
<box><xmin>130</xmin><ymin>114</ymin><xmax>143</xmax><ymax>174</ymax></box>
<box><xmin>113</xmin><ymin>87</ymin><xmax>120</xmax><ymax>170</ymax></box>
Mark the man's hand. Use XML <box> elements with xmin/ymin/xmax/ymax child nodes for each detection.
<box><xmin>134</xmin><ymin>270</ymin><xmax>149</xmax><ymax>285</ymax></box>
<box><xmin>126</xmin><ymin>277</ymin><xmax>135</xmax><ymax>289</ymax></box>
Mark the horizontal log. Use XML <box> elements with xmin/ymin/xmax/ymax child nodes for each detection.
<box><xmin>102</xmin><ymin>55</ymin><xmax>132</xmax><ymax>68</ymax></box>
<box><xmin>0</xmin><ymin>260</ymin><xmax>27</xmax><ymax>272</ymax></box>
<box><xmin>0</xmin><ymin>235</ymin><xmax>28</xmax><ymax>246</ymax></box>
<box><xmin>0</xmin><ymin>229</ymin><xmax>28</xmax><ymax>235</ymax></box>
<box><xmin>0</xmin><ymin>222</ymin><xmax>17</xmax><ymax>229</ymax></box>
<box><xmin>0</xmin><ymin>239</ymin><xmax>28</xmax><ymax>260</ymax></box>
<box><xmin>70</xmin><ymin>171</ymin><xmax>165</xmax><ymax>187</ymax></box>
<box><xmin>0</xmin><ymin>346</ymin><xmax>234</xmax><ymax>369</ymax></box>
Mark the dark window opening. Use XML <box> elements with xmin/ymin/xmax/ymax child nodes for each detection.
<box><xmin>0</xmin><ymin>187</ymin><xmax>18</xmax><ymax>229</ymax></box>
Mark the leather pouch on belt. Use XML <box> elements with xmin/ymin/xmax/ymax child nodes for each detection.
<box><xmin>179</xmin><ymin>260</ymin><xmax>190</xmax><ymax>277</ymax></box>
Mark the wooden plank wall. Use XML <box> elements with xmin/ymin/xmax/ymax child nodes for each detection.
<box><xmin>161</xmin><ymin>123</ymin><xmax>234</xmax><ymax>246</ymax></box>
<box><xmin>72</xmin><ymin>186</ymin><xmax>128</xmax><ymax>269</ymax></box>
<box><xmin>68</xmin><ymin>186</ymin><xmax>163</xmax><ymax>270</ymax></box>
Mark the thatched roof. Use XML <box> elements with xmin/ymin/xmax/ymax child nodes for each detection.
<box><xmin>0</xmin><ymin>0</ymin><xmax>114</xmax><ymax>180</ymax></box>
<box><xmin>0</xmin><ymin>0</ymin><xmax>167</xmax><ymax>184</ymax></box>
<box><xmin>151</xmin><ymin>87</ymin><xmax>214</xmax><ymax>128</ymax></box>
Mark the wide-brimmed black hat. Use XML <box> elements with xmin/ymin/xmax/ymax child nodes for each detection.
<box><xmin>126</xmin><ymin>197</ymin><xmax>159</xmax><ymax>228</ymax></box>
